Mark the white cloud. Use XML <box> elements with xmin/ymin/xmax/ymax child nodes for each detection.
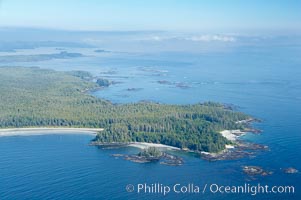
<box><xmin>186</xmin><ymin>35</ymin><xmax>236</xmax><ymax>42</ymax></box>
<box><xmin>136</xmin><ymin>35</ymin><xmax>173</xmax><ymax>42</ymax></box>
<box><xmin>129</xmin><ymin>34</ymin><xmax>237</xmax><ymax>43</ymax></box>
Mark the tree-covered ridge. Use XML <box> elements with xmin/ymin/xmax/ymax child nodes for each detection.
<box><xmin>0</xmin><ymin>51</ymin><xmax>83</xmax><ymax>62</ymax></box>
<box><xmin>0</xmin><ymin>67</ymin><xmax>249</xmax><ymax>152</ymax></box>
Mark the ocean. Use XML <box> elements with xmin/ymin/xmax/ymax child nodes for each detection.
<box><xmin>0</xmin><ymin>39</ymin><xmax>300</xmax><ymax>199</ymax></box>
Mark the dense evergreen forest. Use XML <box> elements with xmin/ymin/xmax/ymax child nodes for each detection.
<box><xmin>0</xmin><ymin>67</ymin><xmax>250</xmax><ymax>152</ymax></box>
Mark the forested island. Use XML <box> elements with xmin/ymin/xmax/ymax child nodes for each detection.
<box><xmin>0</xmin><ymin>66</ymin><xmax>252</xmax><ymax>153</ymax></box>
<box><xmin>0</xmin><ymin>51</ymin><xmax>83</xmax><ymax>62</ymax></box>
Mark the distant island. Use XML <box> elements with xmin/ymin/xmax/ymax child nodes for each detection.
<box><xmin>0</xmin><ymin>66</ymin><xmax>253</xmax><ymax>153</ymax></box>
<box><xmin>94</xmin><ymin>49</ymin><xmax>110</xmax><ymax>53</ymax></box>
<box><xmin>0</xmin><ymin>51</ymin><xmax>83</xmax><ymax>62</ymax></box>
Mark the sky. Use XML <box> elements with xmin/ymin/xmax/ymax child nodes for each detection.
<box><xmin>0</xmin><ymin>0</ymin><xmax>300</xmax><ymax>33</ymax></box>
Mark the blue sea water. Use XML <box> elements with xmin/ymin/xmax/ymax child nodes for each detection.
<box><xmin>0</xmin><ymin>41</ymin><xmax>300</xmax><ymax>199</ymax></box>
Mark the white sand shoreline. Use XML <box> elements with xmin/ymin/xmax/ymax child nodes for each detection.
<box><xmin>0</xmin><ymin>128</ymin><xmax>244</xmax><ymax>151</ymax></box>
<box><xmin>129</xmin><ymin>130</ymin><xmax>247</xmax><ymax>152</ymax></box>
<box><xmin>128</xmin><ymin>142</ymin><xmax>181</xmax><ymax>150</ymax></box>
<box><xmin>220</xmin><ymin>129</ymin><xmax>245</xmax><ymax>141</ymax></box>
<box><xmin>0</xmin><ymin>128</ymin><xmax>103</xmax><ymax>137</ymax></box>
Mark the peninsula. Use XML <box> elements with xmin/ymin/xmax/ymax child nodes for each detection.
<box><xmin>0</xmin><ymin>66</ymin><xmax>252</xmax><ymax>153</ymax></box>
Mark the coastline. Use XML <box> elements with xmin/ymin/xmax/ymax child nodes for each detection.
<box><xmin>200</xmin><ymin>130</ymin><xmax>244</xmax><ymax>155</ymax></box>
<box><xmin>220</xmin><ymin>129</ymin><xmax>245</xmax><ymax>141</ymax></box>
<box><xmin>0</xmin><ymin>127</ymin><xmax>103</xmax><ymax>137</ymax></box>
<box><xmin>1</xmin><ymin>127</ymin><xmax>268</xmax><ymax>162</ymax></box>
<box><xmin>92</xmin><ymin>129</ymin><xmax>250</xmax><ymax>152</ymax></box>
<box><xmin>128</xmin><ymin>142</ymin><xmax>181</xmax><ymax>150</ymax></box>
<box><xmin>200</xmin><ymin>128</ymin><xmax>268</xmax><ymax>161</ymax></box>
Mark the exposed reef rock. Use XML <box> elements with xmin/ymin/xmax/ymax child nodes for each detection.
<box><xmin>242</xmin><ymin>166</ymin><xmax>273</xmax><ymax>176</ymax></box>
<box><xmin>283</xmin><ymin>167</ymin><xmax>298</xmax><ymax>174</ymax></box>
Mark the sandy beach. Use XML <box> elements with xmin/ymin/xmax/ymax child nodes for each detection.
<box><xmin>128</xmin><ymin>142</ymin><xmax>181</xmax><ymax>150</ymax></box>
<box><xmin>129</xmin><ymin>130</ymin><xmax>246</xmax><ymax>151</ymax></box>
<box><xmin>220</xmin><ymin>130</ymin><xmax>245</xmax><ymax>141</ymax></box>
<box><xmin>0</xmin><ymin>128</ymin><xmax>242</xmax><ymax>150</ymax></box>
<box><xmin>0</xmin><ymin>128</ymin><xmax>103</xmax><ymax>137</ymax></box>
